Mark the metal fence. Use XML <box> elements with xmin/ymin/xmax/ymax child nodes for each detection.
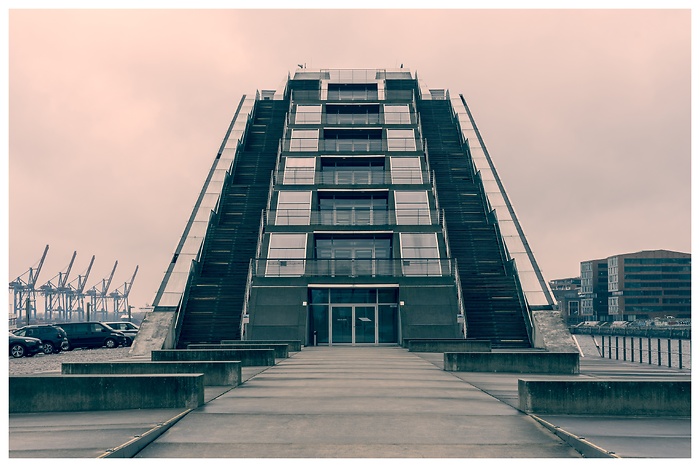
<box><xmin>586</xmin><ymin>334</ymin><xmax>690</xmax><ymax>369</ymax></box>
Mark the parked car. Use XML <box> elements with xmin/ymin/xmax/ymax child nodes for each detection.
<box><xmin>55</xmin><ymin>322</ymin><xmax>127</xmax><ymax>350</ymax></box>
<box><xmin>9</xmin><ymin>332</ymin><xmax>43</xmax><ymax>358</ymax></box>
<box><xmin>12</xmin><ymin>324</ymin><xmax>69</xmax><ymax>354</ymax></box>
<box><xmin>103</xmin><ymin>321</ymin><xmax>139</xmax><ymax>346</ymax></box>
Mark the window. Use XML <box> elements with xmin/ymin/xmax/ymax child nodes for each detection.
<box><xmin>400</xmin><ymin>233</ymin><xmax>441</xmax><ymax>276</ymax></box>
<box><xmin>387</xmin><ymin>129</ymin><xmax>416</xmax><ymax>151</ymax></box>
<box><xmin>390</xmin><ymin>157</ymin><xmax>422</xmax><ymax>184</ymax></box>
<box><xmin>275</xmin><ymin>191</ymin><xmax>311</xmax><ymax>225</ymax></box>
<box><xmin>394</xmin><ymin>191</ymin><xmax>430</xmax><ymax>225</ymax></box>
<box><xmin>290</xmin><ymin>129</ymin><xmax>319</xmax><ymax>152</ymax></box>
<box><xmin>315</xmin><ymin>235</ymin><xmax>391</xmax><ymax>276</ymax></box>
<box><xmin>320</xmin><ymin>157</ymin><xmax>385</xmax><ymax>185</ymax></box>
<box><xmin>319</xmin><ymin>194</ymin><xmax>388</xmax><ymax>225</ymax></box>
<box><xmin>294</xmin><ymin>105</ymin><xmax>322</xmax><ymax>124</ymax></box>
<box><xmin>283</xmin><ymin>157</ymin><xmax>316</xmax><ymax>184</ymax></box>
<box><xmin>265</xmin><ymin>233</ymin><xmax>307</xmax><ymax>276</ymax></box>
<box><xmin>384</xmin><ymin>104</ymin><xmax>411</xmax><ymax>124</ymax></box>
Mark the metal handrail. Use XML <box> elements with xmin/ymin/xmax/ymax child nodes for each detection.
<box><xmin>253</xmin><ymin>258</ymin><xmax>457</xmax><ymax>278</ymax></box>
<box><xmin>265</xmin><ymin>208</ymin><xmax>440</xmax><ymax>226</ymax></box>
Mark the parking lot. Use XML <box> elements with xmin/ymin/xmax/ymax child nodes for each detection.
<box><xmin>8</xmin><ymin>346</ymin><xmax>131</xmax><ymax>375</ymax></box>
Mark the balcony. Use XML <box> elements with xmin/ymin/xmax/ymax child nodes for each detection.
<box><xmin>290</xmin><ymin>89</ymin><xmax>415</xmax><ymax>103</ymax></box>
<box><xmin>275</xmin><ymin>168</ymin><xmax>428</xmax><ymax>186</ymax></box>
<box><xmin>266</xmin><ymin>208</ymin><xmax>439</xmax><ymax>226</ymax></box>
<box><xmin>255</xmin><ymin>258</ymin><xmax>454</xmax><ymax>278</ymax></box>
<box><xmin>283</xmin><ymin>137</ymin><xmax>419</xmax><ymax>153</ymax></box>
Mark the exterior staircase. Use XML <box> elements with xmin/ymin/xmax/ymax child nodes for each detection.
<box><xmin>418</xmin><ymin>98</ymin><xmax>531</xmax><ymax>348</ymax></box>
<box><xmin>175</xmin><ymin>99</ymin><xmax>287</xmax><ymax>348</ymax></box>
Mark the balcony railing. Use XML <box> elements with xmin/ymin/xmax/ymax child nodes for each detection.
<box><xmin>254</xmin><ymin>258</ymin><xmax>455</xmax><ymax>278</ymax></box>
<box><xmin>291</xmin><ymin>112</ymin><xmax>417</xmax><ymax>126</ymax></box>
<box><xmin>283</xmin><ymin>138</ymin><xmax>419</xmax><ymax>153</ymax></box>
<box><xmin>266</xmin><ymin>208</ymin><xmax>439</xmax><ymax>226</ymax></box>
<box><xmin>275</xmin><ymin>169</ymin><xmax>428</xmax><ymax>186</ymax></box>
<box><xmin>291</xmin><ymin>89</ymin><xmax>415</xmax><ymax>102</ymax></box>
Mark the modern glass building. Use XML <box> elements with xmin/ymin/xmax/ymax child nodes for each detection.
<box><xmin>149</xmin><ymin>68</ymin><xmax>556</xmax><ymax>349</ymax></box>
<box><xmin>607</xmin><ymin>250</ymin><xmax>691</xmax><ymax>321</ymax></box>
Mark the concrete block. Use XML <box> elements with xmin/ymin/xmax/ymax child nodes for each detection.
<box><xmin>62</xmin><ymin>361</ymin><xmax>241</xmax><ymax>386</ymax></box>
<box><xmin>9</xmin><ymin>374</ymin><xmax>204</xmax><ymax>413</ymax></box>
<box><xmin>407</xmin><ymin>339</ymin><xmax>491</xmax><ymax>353</ymax></box>
<box><xmin>152</xmin><ymin>349</ymin><xmax>275</xmax><ymax>366</ymax></box>
<box><xmin>188</xmin><ymin>343</ymin><xmax>289</xmax><ymax>358</ymax></box>
<box><xmin>518</xmin><ymin>379</ymin><xmax>691</xmax><ymax>416</ymax></box>
<box><xmin>444</xmin><ymin>352</ymin><xmax>580</xmax><ymax>374</ymax></box>
<box><xmin>220</xmin><ymin>339</ymin><xmax>303</xmax><ymax>352</ymax></box>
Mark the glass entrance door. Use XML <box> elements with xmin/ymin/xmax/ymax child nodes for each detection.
<box><xmin>331</xmin><ymin>306</ymin><xmax>352</xmax><ymax>344</ymax></box>
<box><xmin>330</xmin><ymin>305</ymin><xmax>378</xmax><ymax>345</ymax></box>
<box><xmin>354</xmin><ymin>306</ymin><xmax>376</xmax><ymax>344</ymax></box>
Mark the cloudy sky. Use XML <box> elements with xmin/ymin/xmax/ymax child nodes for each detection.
<box><xmin>5</xmin><ymin>5</ymin><xmax>693</xmax><ymax>316</ymax></box>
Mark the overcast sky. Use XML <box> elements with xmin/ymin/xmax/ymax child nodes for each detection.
<box><xmin>4</xmin><ymin>6</ymin><xmax>693</xmax><ymax>316</ymax></box>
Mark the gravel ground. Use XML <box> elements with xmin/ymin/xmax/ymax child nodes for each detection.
<box><xmin>8</xmin><ymin>346</ymin><xmax>132</xmax><ymax>375</ymax></box>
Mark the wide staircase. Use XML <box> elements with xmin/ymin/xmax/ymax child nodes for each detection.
<box><xmin>418</xmin><ymin>98</ymin><xmax>531</xmax><ymax>348</ymax></box>
<box><xmin>176</xmin><ymin>99</ymin><xmax>287</xmax><ymax>348</ymax></box>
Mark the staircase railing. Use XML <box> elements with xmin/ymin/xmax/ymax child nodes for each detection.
<box><xmin>240</xmin><ymin>258</ymin><xmax>254</xmax><ymax>340</ymax></box>
<box><xmin>150</xmin><ymin>94</ymin><xmax>257</xmax><ymax>347</ymax></box>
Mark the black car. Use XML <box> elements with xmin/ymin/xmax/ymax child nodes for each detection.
<box><xmin>55</xmin><ymin>322</ymin><xmax>127</xmax><ymax>350</ymax></box>
<box><xmin>9</xmin><ymin>332</ymin><xmax>43</xmax><ymax>358</ymax></box>
<box><xmin>13</xmin><ymin>325</ymin><xmax>69</xmax><ymax>354</ymax></box>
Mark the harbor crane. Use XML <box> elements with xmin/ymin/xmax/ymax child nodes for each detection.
<box><xmin>110</xmin><ymin>265</ymin><xmax>138</xmax><ymax>319</ymax></box>
<box><xmin>39</xmin><ymin>251</ymin><xmax>76</xmax><ymax>321</ymax></box>
<box><xmin>65</xmin><ymin>255</ymin><xmax>95</xmax><ymax>321</ymax></box>
<box><xmin>9</xmin><ymin>245</ymin><xmax>49</xmax><ymax>323</ymax></box>
<box><xmin>86</xmin><ymin>261</ymin><xmax>117</xmax><ymax>320</ymax></box>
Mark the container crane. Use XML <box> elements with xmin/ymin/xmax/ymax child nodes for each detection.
<box><xmin>86</xmin><ymin>261</ymin><xmax>117</xmax><ymax>320</ymax></box>
<box><xmin>9</xmin><ymin>245</ymin><xmax>49</xmax><ymax>323</ymax></box>
<box><xmin>39</xmin><ymin>251</ymin><xmax>76</xmax><ymax>321</ymax></box>
<box><xmin>65</xmin><ymin>255</ymin><xmax>95</xmax><ymax>321</ymax></box>
<box><xmin>110</xmin><ymin>265</ymin><xmax>138</xmax><ymax>320</ymax></box>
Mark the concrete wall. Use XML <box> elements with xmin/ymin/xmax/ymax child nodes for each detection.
<box><xmin>129</xmin><ymin>311</ymin><xmax>176</xmax><ymax>357</ymax></box>
<box><xmin>9</xmin><ymin>374</ymin><xmax>204</xmax><ymax>413</ymax></box>
<box><xmin>407</xmin><ymin>339</ymin><xmax>491</xmax><ymax>352</ymax></box>
<box><xmin>62</xmin><ymin>361</ymin><xmax>242</xmax><ymax>386</ymax></box>
<box><xmin>221</xmin><ymin>339</ymin><xmax>303</xmax><ymax>351</ymax></box>
<box><xmin>518</xmin><ymin>379</ymin><xmax>691</xmax><ymax>416</ymax></box>
<box><xmin>531</xmin><ymin>310</ymin><xmax>579</xmax><ymax>352</ymax></box>
<box><xmin>444</xmin><ymin>352</ymin><xmax>580</xmax><ymax>374</ymax></box>
<box><xmin>247</xmin><ymin>286</ymin><xmax>307</xmax><ymax>342</ymax></box>
<box><xmin>152</xmin><ymin>349</ymin><xmax>275</xmax><ymax>366</ymax></box>
<box><xmin>187</xmin><ymin>343</ymin><xmax>289</xmax><ymax>359</ymax></box>
<box><xmin>400</xmin><ymin>285</ymin><xmax>462</xmax><ymax>341</ymax></box>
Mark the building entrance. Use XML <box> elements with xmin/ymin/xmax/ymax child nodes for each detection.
<box><xmin>331</xmin><ymin>305</ymin><xmax>377</xmax><ymax>344</ymax></box>
<box><xmin>309</xmin><ymin>288</ymin><xmax>398</xmax><ymax>346</ymax></box>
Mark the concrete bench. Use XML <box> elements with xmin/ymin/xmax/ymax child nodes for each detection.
<box><xmin>220</xmin><ymin>340</ymin><xmax>302</xmax><ymax>352</ymax></box>
<box><xmin>152</xmin><ymin>349</ymin><xmax>275</xmax><ymax>367</ymax></box>
<box><xmin>444</xmin><ymin>352</ymin><xmax>580</xmax><ymax>374</ymax></box>
<box><xmin>407</xmin><ymin>339</ymin><xmax>491</xmax><ymax>353</ymax></box>
<box><xmin>62</xmin><ymin>361</ymin><xmax>242</xmax><ymax>386</ymax></box>
<box><xmin>518</xmin><ymin>379</ymin><xmax>691</xmax><ymax>416</ymax></box>
<box><xmin>9</xmin><ymin>374</ymin><xmax>204</xmax><ymax>413</ymax></box>
<box><xmin>188</xmin><ymin>343</ymin><xmax>289</xmax><ymax>359</ymax></box>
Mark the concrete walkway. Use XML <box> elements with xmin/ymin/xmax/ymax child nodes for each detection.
<box><xmin>134</xmin><ymin>346</ymin><xmax>580</xmax><ymax>458</ymax></box>
<box><xmin>8</xmin><ymin>346</ymin><xmax>691</xmax><ymax>458</ymax></box>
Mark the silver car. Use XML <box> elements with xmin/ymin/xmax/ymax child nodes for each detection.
<box><xmin>103</xmin><ymin>321</ymin><xmax>139</xmax><ymax>346</ymax></box>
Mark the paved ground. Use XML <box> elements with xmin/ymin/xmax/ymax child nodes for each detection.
<box><xmin>8</xmin><ymin>346</ymin><xmax>692</xmax><ymax>459</ymax></box>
